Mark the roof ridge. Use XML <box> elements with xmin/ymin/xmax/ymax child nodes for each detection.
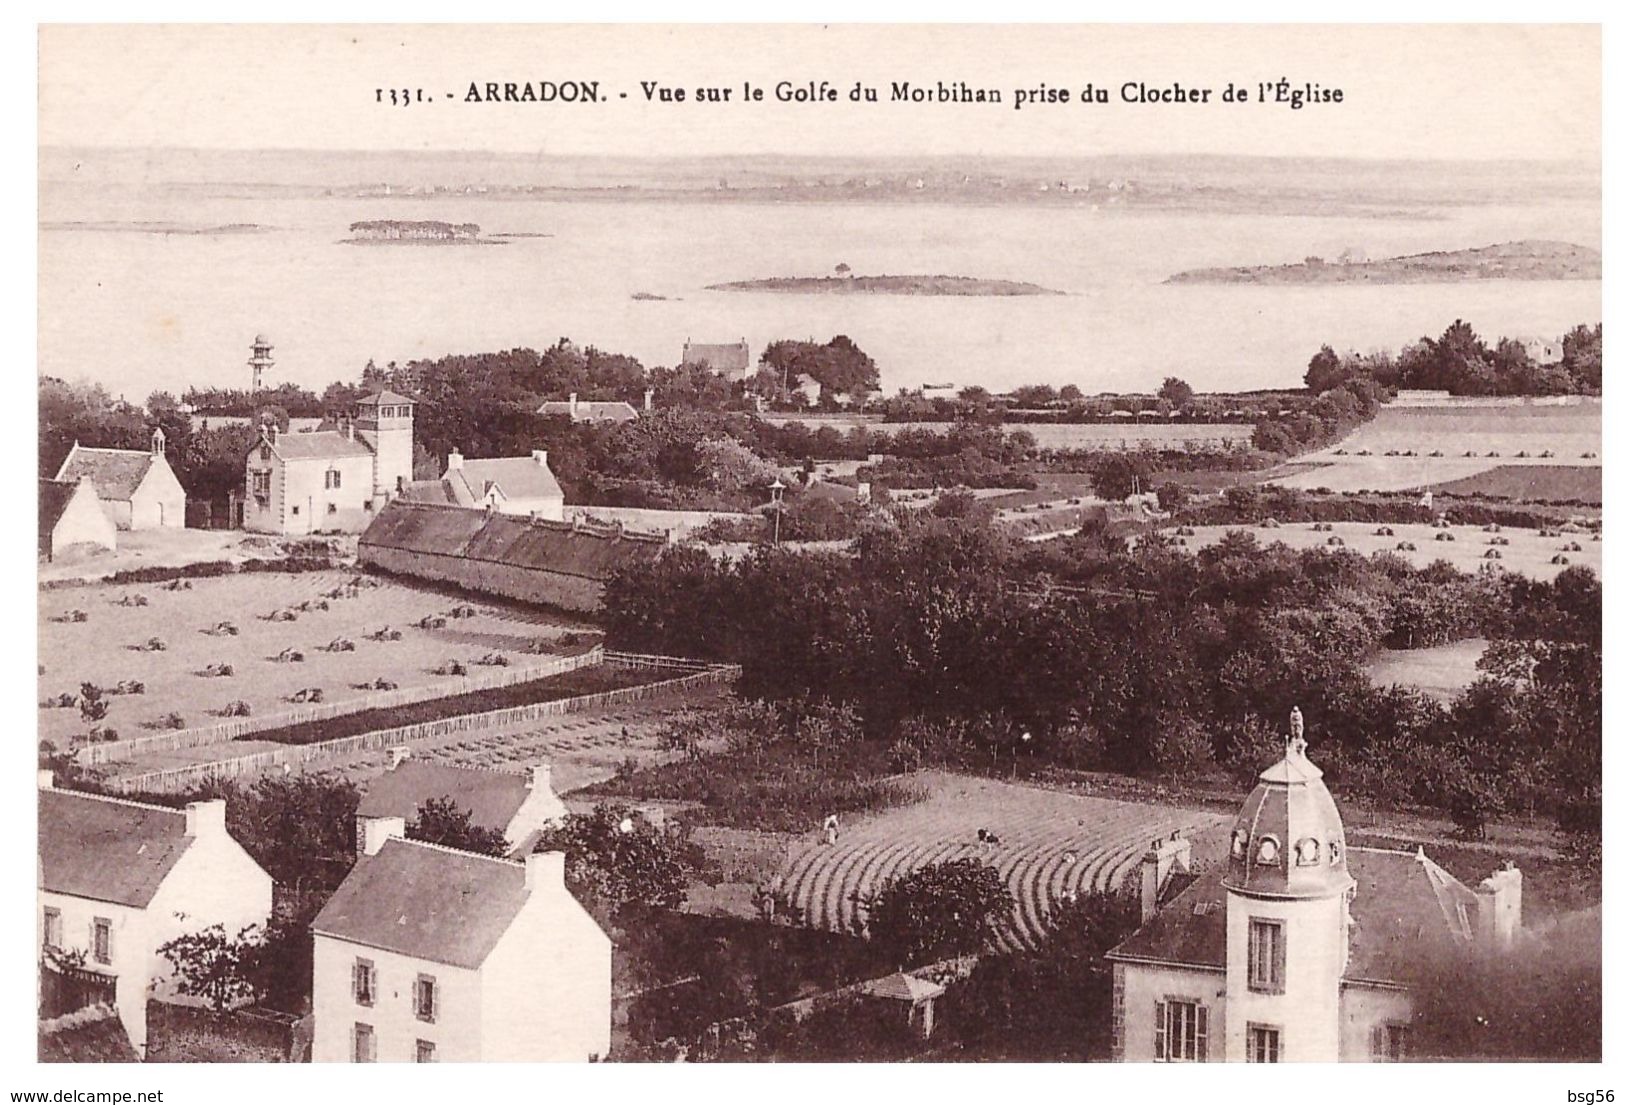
<box><xmin>388</xmin><ymin>835</ymin><xmax>527</xmax><ymax>870</ymax></box>
<box><xmin>402</xmin><ymin>757</ymin><xmax>531</xmax><ymax>781</ymax></box>
<box><xmin>44</xmin><ymin>786</ymin><xmax>186</xmax><ymax>819</ymax></box>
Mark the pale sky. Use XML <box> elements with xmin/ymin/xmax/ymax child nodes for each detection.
<box><xmin>39</xmin><ymin>24</ymin><xmax>1600</xmax><ymax>162</ymax></box>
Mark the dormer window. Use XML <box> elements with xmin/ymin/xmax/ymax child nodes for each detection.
<box><xmin>1231</xmin><ymin>828</ymin><xmax>1250</xmax><ymax>859</ymax></box>
<box><xmin>1255</xmin><ymin>836</ymin><xmax>1281</xmax><ymax>865</ymax></box>
<box><xmin>1294</xmin><ymin>837</ymin><xmax>1321</xmax><ymax>866</ymax></box>
<box><xmin>1328</xmin><ymin>839</ymin><xmax>1343</xmax><ymax>865</ymax></box>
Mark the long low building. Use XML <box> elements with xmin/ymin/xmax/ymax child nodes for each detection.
<box><xmin>357</xmin><ymin>500</ymin><xmax>669</xmax><ymax>612</ymax></box>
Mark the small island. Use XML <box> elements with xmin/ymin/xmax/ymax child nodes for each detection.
<box><xmin>1166</xmin><ymin>239</ymin><xmax>1600</xmax><ymax>285</ymax></box>
<box><xmin>341</xmin><ymin>220</ymin><xmax>504</xmax><ymax>245</ymax></box>
<box><xmin>631</xmin><ymin>291</ymin><xmax>677</xmax><ymax>301</ymax></box>
<box><xmin>706</xmin><ymin>273</ymin><xmax>1063</xmax><ymax>296</ymax></box>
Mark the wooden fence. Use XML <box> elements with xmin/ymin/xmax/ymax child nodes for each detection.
<box><xmin>106</xmin><ymin>656</ymin><xmax>740</xmax><ymax>795</ymax></box>
<box><xmin>77</xmin><ymin>648</ymin><xmax>604</xmax><ymax>766</ymax></box>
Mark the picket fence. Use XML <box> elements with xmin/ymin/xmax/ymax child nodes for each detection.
<box><xmin>76</xmin><ymin>648</ymin><xmax>604</xmax><ymax>766</ymax></box>
<box><xmin>106</xmin><ymin>656</ymin><xmax>740</xmax><ymax>795</ymax></box>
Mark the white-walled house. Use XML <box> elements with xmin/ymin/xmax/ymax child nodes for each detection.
<box><xmin>40</xmin><ymin>476</ymin><xmax>117</xmax><ymax>561</ymax></box>
<box><xmin>354</xmin><ymin>751</ymin><xmax>569</xmax><ymax>859</ymax></box>
<box><xmin>243</xmin><ymin>390</ymin><xmax>416</xmax><ymax>535</ymax></box>
<box><xmin>310</xmin><ymin>824</ymin><xmax>612</xmax><ymax>1062</ymax></box>
<box><xmin>1106</xmin><ymin>709</ymin><xmax>1524</xmax><ymax>1063</ymax></box>
<box><xmin>37</xmin><ymin>776</ymin><xmax>274</xmax><ymax>1055</ymax></box>
<box><xmin>401</xmin><ymin>450</ymin><xmax>566</xmax><ymax>520</ymax></box>
<box><xmin>53</xmin><ymin>430</ymin><xmax>186</xmax><ymax>530</ymax></box>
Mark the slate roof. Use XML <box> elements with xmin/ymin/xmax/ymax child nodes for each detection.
<box><xmin>862</xmin><ymin>972</ymin><xmax>945</xmax><ymax>1003</ymax></box>
<box><xmin>1107</xmin><ymin>847</ymin><xmax>1486</xmax><ymax>986</ymax></box>
<box><xmin>38</xmin><ymin>1004</ymin><xmax>140</xmax><ymax>1063</ymax></box>
<box><xmin>54</xmin><ymin>446</ymin><xmax>155</xmax><ymax>503</ymax></box>
<box><xmin>398</xmin><ymin>478</ymin><xmax>475</xmax><ymax>507</ymax></box>
<box><xmin>449</xmin><ymin>457</ymin><xmax>564</xmax><ymax>503</ymax></box>
<box><xmin>537</xmin><ymin>400</ymin><xmax>639</xmax><ymax>423</ymax></box>
<box><xmin>357</xmin><ymin>761</ymin><xmax>531</xmax><ymax>836</ymax></box>
<box><xmin>311</xmin><ymin>838</ymin><xmax>528</xmax><ymax>969</ymax></box>
<box><xmin>356</xmin><ymin>390</ymin><xmax>415</xmax><ymax>406</ymax></box>
<box><xmin>360</xmin><ymin>501</ymin><xmax>666</xmax><ymax>582</ymax></box>
<box><xmin>39</xmin><ymin>789</ymin><xmax>192</xmax><ymax>908</ymax></box>
<box><xmin>682</xmin><ymin>341</ymin><xmax>751</xmax><ymax>374</ymax></box>
<box><xmin>266</xmin><ymin>431</ymin><xmax>375</xmax><ymax>461</ymax></box>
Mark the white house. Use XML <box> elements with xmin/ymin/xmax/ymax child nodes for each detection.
<box><xmin>354</xmin><ymin>751</ymin><xmax>569</xmax><ymax>859</ymax></box>
<box><xmin>681</xmin><ymin>339</ymin><xmax>752</xmax><ymax>383</ymax></box>
<box><xmin>40</xmin><ymin>476</ymin><xmax>117</xmax><ymax>561</ymax></box>
<box><xmin>37</xmin><ymin>776</ymin><xmax>275</xmax><ymax>1055</ymax></box>
<box><xmin>1107</xmin><ymin>708</ymin><xmax>1524</xmax><ymax>1063</ymax></box>
<box><xmin>310</xmin><ymin>824</ymin><xmax>612</xmax><ymax>1062</ymax></box>
<box><xmin>402</xmin><ymin>450</ymin><xmax>565</xmax><ymax>520</ymax></box>
<box><xmin>54</xmin><ymin>429</ymin><xmax>186</xmax><ymax>530</ymax></box>
<box><xmin>537</xmin><ymin>394</ymin><xmax>640</xmax><ymax>424</ymax></box>
<box><xmin>243</xmin><ymin>390</ymin><xmax>416</xmax><ymax>535</ymax></box>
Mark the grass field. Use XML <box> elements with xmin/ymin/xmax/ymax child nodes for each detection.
<box><xmin>38</xmin><ymin>570</ymin><xmax>595</xmax><ymax>748</ymax></box>
<box><xmin>1170</xmin><ymin>521</ymin><xmax>1599</xmax><ymax>583</ymax></box>
<box><xmin>1273</xmin><ymin>402</ymin><xmax>1600</xmax><ymax>495</ymax></box>
<box><xmin>762</xmin><ymin>418</ymin><xmax>1254</xmax><ymax>451</ymax></box>
<box><xmin>1429</xmin><ymin>465</ymin><xmax>1602</xmax><ymax>504</ymax></box>
<box><xmin>1363</xmin><ymin>638</ymin><xmax>1490</xmax><ymax>702</ymax></box>
<box><xmin>774</xmin><ymin>771</ymin><xmax>1225</xmax><ymax>953</ymax></box>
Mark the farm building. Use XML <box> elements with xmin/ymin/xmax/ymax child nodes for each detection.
<box><xmin>310</xmin><ymin>828</ymin><xmax>611</xmax><ymax>1062</ymax></box>
<box><xmin>358</xmin><ymin>499</ymin><xmax>668</xmax><ymax>612</ymax></box>
<box><xmin>37</xmin><ymin>776</ymin><xmax>274</xmax><ymax>1055</ymax></box>
<box><xmin>1107</xmin><ymin>709</ymin><xmax>1525</xmax><ymax>1063</ymax></box>
<box><xmin>53</xmin><ymin>429</ymin><xmax>186</xmax><ymax>530</ymax></box>
<box><xmin>537</xmin><ymin>393</ymin><xmax>641</xmax><ymax>424</ymax></box>
<box><xmin>681</xmin><ymin>338</ymin><xmax>752</xmax><ymax>383</ymax></box>
<box><xmin>355</xmin><ymin>750</ymin><xmax>568</xmax><ymax>858</ymax></box>
<box><xmin>242</xmin><ymin>390</ymin><xmax>416</xmax><ymax>535</ymax></box>
<box><xmin>39</xmin><ymin>476</ymin><xmax>117</xmax><ymax>561</ymax></box>
<box><xmin>401</xmin><ymin>449</ymin><xmax>565</xmax><ymax>520</ymax></box>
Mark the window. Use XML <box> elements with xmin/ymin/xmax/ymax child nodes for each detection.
<box><xmin>352</xmin><ymin>1023</ymin><xmax>376</xmax><ymax>1063</ymax></box>
<box><xmin>1154</xmin><ymin>999</ymin><xmax>1208</xmax><ymax>1062</ymax></box>
<box><xmin>416</xmin><ymin>1039</ymin><xmax>437</xmax><ymax>1063</ymax></box>
<box><xmin>1247</xmin><ymin>1023</ymin><xmax>1282</xmax><ymax>1063</ymax></box>
<box><xmin>414</xmin><ymin>974</ymin><xmax>438</xmax><ymax>1022</ymax></box>
<box><xmin>91</xmin><ymin>917</ymin><xmax>112</xmax><ymax>964</ymax></box>
<box><xmin>252</xmin><ymin>470</ymin><xmax>271</xmax><ymax>498</ymax></box>
<box><xmin>1295</xmin><ymin>837</ymin><xmax>1321</xmax><ymax>866</ymax></box>
<box><xmin>363</xmin><ymin>500</ymin><xmax>374</xmax><ymax>512</ymax></box>
<box><xmin>260</xmin><ymin>444</ymin><xmax>272</xmax><ymax>461</ymax></box>
<box><xmin>1255</xmin><ymin>835</ymin><xmax>1281</xmax><ymax>865</ymax></box>
<box><xmin>327</xmin><ymin>502</ymin><xmax>338</xmax><ymax>515</ymax></box>
<box><xmin>353</xmin><ymin>958</ymin><xmax>376</xmax><ymax>1006</ymax></box>
<box><xmin>42</xmin><ymin>907</ymin><xmax>62</xmax><ymax>949</ymax></box>
<box><xmin>1230</xmin><ymin>828</ymin><xmax>1249</xmax><ymax>859</ymax></box>
<box><xmin>325</xmin><ymin>469</ymin><xmax>342</xmax><ymax>490</ymax></box>
<box><xmin>291</xmin><ymin>505</ymin><xmax>300</xmax><ymax>516</ymax></box>
<box><xmin>1248</xmin><ymin>918</ymin><xmax>1286</xmax><ymax>993</ymax></box>
<box><xmin>1371</xmin><ymin>1022</ymin><xmax>1409</xmax><ymax>1062</ymax></box>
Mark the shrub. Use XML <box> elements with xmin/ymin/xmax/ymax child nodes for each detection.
<box><xmin>864</xmin><ymin>858</ymin><xmax>1015</xmax><ymax>964</ymax></box>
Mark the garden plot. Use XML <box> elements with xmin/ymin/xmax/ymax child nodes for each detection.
<box><xmin>37</xmin><ymin>570</ymin><xmax>595</xmax><ymax>748</ymax></box>
<box><xmin>1169</xmin><ymin>521</ymin><xmax>1599</xmax><ymax>583</ymax></box>
<box><xmin>775</xmin><ymin>772</ymin><xmax>1225</xmax><ymax>953</ymax></box>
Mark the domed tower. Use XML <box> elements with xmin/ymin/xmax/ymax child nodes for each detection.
<box><xmin>248</xmin><ymin>334</ymin><xmax>275</xmax><ymax>392</ymax></box>
<box><xmin>1222</xmin><ymin>707</ymin><xmax>1355</xmax><ymax>1062</ymax></box>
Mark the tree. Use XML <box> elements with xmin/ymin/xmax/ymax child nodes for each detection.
<box><xmin>158</xmin><ymin>924</ymin><xmax>264</xmax><ymax>1012</ymax></box>
<box><xmin>1157</xmin><ymin>376</ymin><xmax>1195</xmax><ymax>409</ymax></box>
<box><xmin>407</xmin><ymin>797</ymin><xmax>510</xmax><ymax>857</ymax></box>
<box><xmin>864</xmin><ymin>858</ymin><xmax>1014</xmax><ymax>965</ymax></box>
<box><xmin>533</xmin><ymin>804</ymin><xmax>697</xmax><ymax>921</ymax></box>
<box><xmin>1154</xmin><ymin>480</ymin><xmax>1188</xmax><ymax>512</ymax></box>
<box><xmin>1090</xmin><ymin>453</ymin><xmax>1151</xmax><ymax>501</ymax></box>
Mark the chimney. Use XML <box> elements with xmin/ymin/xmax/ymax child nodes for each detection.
<box><xmin>529</xmin><ymin>763</ymin><xmax>553</xmax><ymax>795</ymax></box>
<box><xmin>643</xmin><ymin>387</ymin><xmax>654</xmax><ymax>413</ymax></box>
<box><xmin>446</xmin><ymin>449</ymin><xmax>464</xmax><ymax>471</ymax></box>
<box><xmin>568</xmin><ymin>393</ymin><xmax>579</xmax><ymax>419</ymax></box>
<box><xmin>1138</xmin><ymin>831</ymin><xmax>1192</xmax><ymax>923</ymax></box>
<box><xmin>37</xmin><ymin>769</ymin><xmax>54</xmax><ymax>790</ymax></box>
<box><xmin>532</xmin><ymin>449</ymin><xmax>548</xmax><ymax>469</ymax></box>
<box><xmin>1475</xmin><ymin>862</ymin><xmax>1523</xmax><ymax>950</ymax></box>
<box><xmin>268</xmin><ymin>424</ymin><xmax>279</xmax><ymax>446</ymax></box>
<box><xmin>184</xmin><ymin>799</ymin><xmax>228</xmax><ymax>838</ymax></box>
<box><xmin>387</xmin><ymin>745</ymin><xmax>412</xmax><ymax>770</ymax></box>
<box><xmin>345</xmin><ymin>419</ymin><xmax>355</xmax><ymax>443</ymax></box>
<box><xmin>357</xmin><ymin>815</ymin><xmax>406</xmax><ymax>858</ymax></box>
<box><xmin>526</xmin><ymin>850</ymin><xmax>565</xmax><ymax>892</ymax></box>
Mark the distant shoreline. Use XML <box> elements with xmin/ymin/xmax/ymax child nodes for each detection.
<box><xmin>1167</xmin><ymin>239</ymin><xmax>1600</xmax><ymax>285</ymax></box>
<box><xmin>338</xmin><ymin>237</ymin><xmax>507</xmax><ymax>246</ymax></box>
<box><xmin>707</xmin><ymin>274</ymin><xmax>1064</xmax><ymax>297</ymax></box>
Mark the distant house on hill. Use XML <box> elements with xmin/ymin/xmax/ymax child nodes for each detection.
<box><xmin>242</xmin><ymin>390</ymin><xmax>415</xmax><ymax>534</ymax></box>
<box><xmin>37</xmin><ymin>776</ymin><xmax>274</xmax><ymax>1055</ymax></box>
<box><xmin>355</xmin><ymin>750</ymin><xmax>568</xmax><ymax>858</ymax></box>
<box><xmin>310</xmin><ymin>829</ymin><xmax>611</xmax><ymax>1062</ymax></box>
<box><xmin>40</xmin><ymin>477</ymin><xmax>117</xmax><ymax>561</ymax></box>
<box><xmin>681</xmin><ymin>338</ymin><xmax>752</xmax><ymax>383</ymax></box>
<box><xmin>358</xmin><ymin>499</ymin><xmax>668</xmax><ymax>612</ymax></box>
<box><xmin>537</xmin><ymin>393</ymin><xmax>641</xmax><ymax>424</ymax></box>
<box><xmin>1513</xmin><ymin>336</ymin><xmax>1563</xmax><ymax>364</ymax></box>
<box><xmin>402</xmin><ymin>449</ymin><xmax>565</xmax><ymax>520</ymax></box>
<box><xmin>53</xmin><ymin>429</ymin><xmax>186</xmax><ymax>530</ymax></box>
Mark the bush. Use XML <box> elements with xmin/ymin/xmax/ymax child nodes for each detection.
<box><xmin>864</xmin><ymin>858</ymin><xmax>1014</xmax><ymax>964</ymax></box>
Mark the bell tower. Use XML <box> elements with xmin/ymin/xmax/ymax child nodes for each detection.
<box><xmin>353</xmin><ymin>390</ymin><xmax>415</xmax><ymax>500</ymax></box>
<box><xmin>1221</xmin><ymin>707</ymin><xmax>1354</xmax><ymax>1062</ymax></box>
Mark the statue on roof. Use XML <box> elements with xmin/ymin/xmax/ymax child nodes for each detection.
<box><xmin>1288</xmin><ymin>706</ymin><xmax>1306</xmax><ymax>755</ymax></box>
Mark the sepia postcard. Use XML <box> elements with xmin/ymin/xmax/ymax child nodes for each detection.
<box><xmin>29</xmin><ymin>22</ymin><xmax>1603</xmax><ymax>1079</ymax></box>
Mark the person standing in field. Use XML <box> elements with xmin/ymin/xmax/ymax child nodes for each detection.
<box><xmin>822</xmin><ymin>813</ymin><xmax>839</xmax><ymax>845</ymax></box>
